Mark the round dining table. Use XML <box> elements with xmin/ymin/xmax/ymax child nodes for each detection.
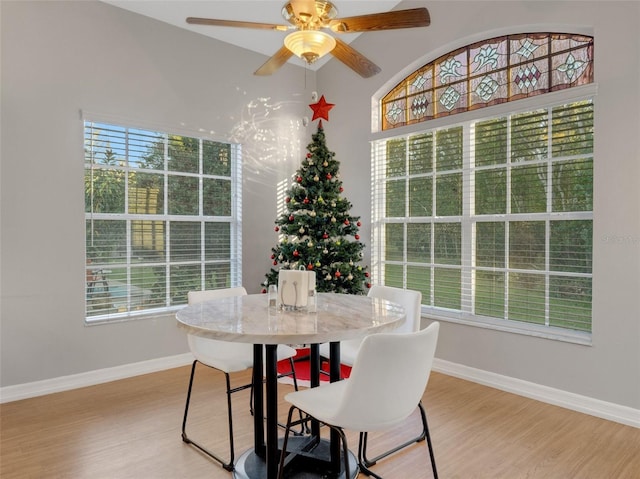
<box><xmin>176</xmin><ymin>292</ymin><xmax>406</xmax><ymax>479</ymax></box>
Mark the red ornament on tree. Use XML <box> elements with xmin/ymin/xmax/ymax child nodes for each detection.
<box><xmin>306</xmin><ymin>153</ymin><xmax>312</xmax><ymax>158</ymax></box>
<box><xmin>307</xmin><ymin>263</ymin><xmax>314</xmax><ymax>270</ymax></box>
<box><xmin>322</xmin><ymin>233</ymin><xmax>329</xmax><ymax>239</ymax></box>
<box><xmin>271</xmin><ymin>254</ymin><xmax>275</xmax><ymax>259</ymax></box>
<box><xmin>293</xmin><ymin>250</ymin><xmax>300</xmax><ymax>257</ymax></box>
<box><xmin>344</xmin><ymin>219</ymin><xmax>350</xmax><ymax>226</ymax></box>
<box><xmin>357</xmin><ymin>221</ymin><xmax>361</xmax><ymax>227</ymax></box>
<box><xmin>355</xmin><ymin>234</ymin><xmax>360</xmax><ymax>240</ymax></box>
<box><xmin>296</xmin><ymin>176</ymin><xmax>302</xmax><ymax>183</ymax></box>
<box><xmin>365</xmin><ymin>272</ymin><xmax>370</xmax><ymax>278</ymax></box>
<box><xmin>275</xmin><ymin>226</ymin><xmax>280</xmax><ymax>232</ymax></box>
<box><xmin>303</xmin><ymin>197</ymin><xmax>310</xmax><ymax>204</ymax></box>
<box><xmin>326</xmin><ymin>173</ymin><xmax>332</xmax><ymax>180</ymax></box>
<box><xmin>339</xmin><ymin>186</ymin><xmax>344</xmax><ymax>192</ymax></box>
<box><xmin>289</xmin><ymin>215</ymin><xmax>294</xmax><ymax>222</ymax></box>
<box><xmin>273</xmin><ymin>261</ymin><xmax>278</xmax><ymax>265</ymax></box>
<box><xmin>335</xmin><ymin>270</ymin><xmax>341</xmax><ymax>278</ymax></box>
<box><xmin>285</xmin><ymin>197</ymin><xmax>291</xmax><ymax>203</ymax></box>
<box><xmin>366</xmin><ymin>283</ymin><xmax>371</xmax><ymax>289</ymax></box>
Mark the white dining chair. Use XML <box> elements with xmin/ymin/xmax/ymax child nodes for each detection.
<box><xmin>278</xmin><ymin>321</ymin><xmax>440</xmax><ymax>479</ymax></box>
<box><xmin>181</xmin><ymin>287</ymin><xmax>299</xmax><ymax>471</ymax></box>
<box><xmin>318</xmin><ymin>285</ymin><xmax>435</xmax><ymax>473</ymax></box>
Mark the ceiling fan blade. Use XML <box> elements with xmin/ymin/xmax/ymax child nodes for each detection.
<box><xmin>329</xmin><ymin>8</ymin><xmax>430</xmax><ymax>33</ymax></box>
<box><xmin>254</xmin><ymin>46</ymin><xmax>295</xmax><ymax>76</ymax></box>
<box><xmin>330</xmin><ymin>38</ymin><xmax>381</xmax><ymax>78</ymax></box>
<box><xmin>186</xmin><ymin>17</ymin><xmax>289</xmax><ymax>32</ymax></box>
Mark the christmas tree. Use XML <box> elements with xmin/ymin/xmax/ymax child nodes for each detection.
<box><xmin>261</xmin><ymin>96</ymin><xmax>370</xmax><ymax>295</ymax></box>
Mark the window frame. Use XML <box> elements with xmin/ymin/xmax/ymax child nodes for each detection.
<box><xmin>84</xmin><ymin>115</ymin><xmax>242</xmax><ymax>324</ymax></box>
<box><xmin>371</xmin><ymin>85</ymin><xmax>595</xmax><ymax>345</ymax></box>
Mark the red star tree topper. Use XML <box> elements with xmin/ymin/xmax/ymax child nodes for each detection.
<box><xmin>309</xmin><ymin>95</ymin><xmax>335</xmax><ymax>122</ymax></box>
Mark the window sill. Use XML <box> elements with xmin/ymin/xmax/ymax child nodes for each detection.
<box><xmin>85</xmin><ymin>307</ymin><xmax>180</xmax><ymax>326</ymax></box>
<box><xmin>422</xmin><ymin>309</ymin><xmax>592</xmax><ymax>346</ymax></box>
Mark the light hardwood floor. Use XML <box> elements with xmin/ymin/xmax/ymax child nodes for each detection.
<box><xmin>1</xmin><ymin>366</ymin><xmax>638</xmax><ymax>478</ymax></box>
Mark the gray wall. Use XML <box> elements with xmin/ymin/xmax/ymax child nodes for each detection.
<box><xmin>318</xmin><ymin>1</ymin><xmax>640</xmax><ymax>409</ymax></box>
<box><xmin>1</xmin><ymin>0</ymin><xmax>315</xmax><ymax>385</ymax></box>
<box><xmin>2</xmin><ymin>0</ymin><xmax>639</xmax><ymax>412</ymax></box>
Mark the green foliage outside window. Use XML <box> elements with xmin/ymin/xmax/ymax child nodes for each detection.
<box><xmin>374</xmin><ymin>100</ymin><xmax>593</xmax><ymax>333</ymax></box>
<box><xmin>84</xmin><ymin>122</ymin><xmax>239</xmax><ymax>321</ymax></box>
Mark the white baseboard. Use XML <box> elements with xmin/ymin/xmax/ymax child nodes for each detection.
<box><xmin>2</xmin><ymin>354</ymin><xmax>637</xmax><ymax>429</ymax></box>
<box><xmin>0</xmin><ymin>353</ymin><xmax>194</xmax><ymax>404</ymax></box>
<box><xmin>433</xmin><ymin>358</ymin><xmax>640</xmax><ymax>429</ymax></box>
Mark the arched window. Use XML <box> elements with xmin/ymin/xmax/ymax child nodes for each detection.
<box><xmin>372</xmin><ymin>33</ymin><xmax>595</xmax><ymax>343</ymax></box>
<box><xmin>381</xmin><ymin>33</ymin><xmax>593</xmax><ymax>130</ymax></box>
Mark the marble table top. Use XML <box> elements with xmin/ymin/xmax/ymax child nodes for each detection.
<box><xmin>176</xmin><ymin>292</ymin><xmax>406</xmax><ymax>345</ymax></box>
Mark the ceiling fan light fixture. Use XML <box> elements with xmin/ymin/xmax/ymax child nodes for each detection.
<box><xmin>284</xmin><ymin>30</ymin><xmax>336</xmax><ymax>64</ymax></box>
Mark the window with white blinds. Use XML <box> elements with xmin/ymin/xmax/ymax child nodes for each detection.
<box><xmin>372</xmin><ymin>99</ymin><xmax>593</xmax><ymax>339</ymax></box>
<box><xmin>84</xmin><ymin>120</ymin><xmax>242</xmax><ymax>323</ymax></box>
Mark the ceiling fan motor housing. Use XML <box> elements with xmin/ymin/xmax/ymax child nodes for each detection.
<box><xmin>282</xmin><ymin>0</ymin><xmax>338</xmax><ymax>30</ymax></box>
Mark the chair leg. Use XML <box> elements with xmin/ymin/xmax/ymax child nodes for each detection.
<box><xmin>277</xmin><ymin>406</ymin><xmax>296</xmax><ymax>479</ymax></box>
<box><xmin>360</xmin><ymin>401</ymin><xmax>438</xmax><ymax>478</ymax></box>
<box><xmin>288</xmin><ymin>357</ymin><xmax>299</xmax><ymax>391</ymax></box>
<box><xmin>423</xmin><ymin>409</ymin><xmax>438</xmax><ymax>479</ymax></box>
<box><xmin>358</xmin><ymin>432</ymin><xmax>384</xmax><ymax>479</ymax></box>
<box><xmin>181</xmin><ymin>360</ymin><xmax>236</xmax><ymax>472</ymax></box>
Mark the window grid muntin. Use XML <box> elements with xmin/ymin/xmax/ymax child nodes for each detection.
<box><xmin>84</xmin><ymin>121</ymin><xmax>241</xmax><ymax>323</ymax></box>
<box><xmin>372</xmin><ymin>98</ymin><xmax>593</xmax><ymax>335</ymax></box>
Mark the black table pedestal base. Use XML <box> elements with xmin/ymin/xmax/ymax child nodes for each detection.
<box><xmin>233</xmin><ymin>437</ymin><xmax>358</xmax><ymax>479</ymax></box>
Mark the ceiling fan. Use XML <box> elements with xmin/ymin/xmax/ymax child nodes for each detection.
<box><xmin>186</xmin><ymin>0</ymin><xmax>430</xmax><ymax>78</ymax></box>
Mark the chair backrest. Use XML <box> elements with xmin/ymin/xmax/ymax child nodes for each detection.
<box><xmin>186</xmin><ymin>287</ymin><xmax>253</xmax><ymax>371</ymax></box>
<box><xmin>187</xmin><ymin>286</ymin><xmax>248</xmax><ymax>305</ymax></box>
<box><xmin>332</xmin><ymin>321</ymin><xmax>439</xmax><ymax>432</ymax></box>
<box><xmin>368</xmin><ymin>285</ymin><xmax>422</xmax><ymax>333</ymax></box>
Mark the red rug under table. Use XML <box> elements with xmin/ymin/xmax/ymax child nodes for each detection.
<box><xmin>276</xmin><ymin>348</ymin><xmax>351</xmax><ymax>386</ymax></box>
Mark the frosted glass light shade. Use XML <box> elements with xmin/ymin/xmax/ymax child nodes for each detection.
<box><xmin>284</xmin><ymin>31</ymin><xmax>336</xmax><ymax>64</ymax></box>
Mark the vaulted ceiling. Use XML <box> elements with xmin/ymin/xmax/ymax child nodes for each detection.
<box><xmin>101</xmin><ymin>1</ymin><xmax>402</xmax><ymax>70</ymax></box>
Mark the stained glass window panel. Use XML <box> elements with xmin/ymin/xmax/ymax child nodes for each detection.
<box><xmin>437</xmin><ymin>50</ymin><xmax>467</xmax><ymax>87</ymax></box>
<box><xmin>408</xmin><ymin>93</ymin><xmax>434</xmax><ymax>123</ymax></box>
<box><xmin>470</xmin><ymin>39</ymin><xmax>508</xmax><ymax>74</ymax></box>
<box><xmin>511</xmin><ymin>61</ymin><xmax>550</xmax><ymax>98</ymax></box>
<box><xmin>510</xmin><ymin>35</ymin><xmax>549</xmax><ymax>64</ymax></box>
<box><xmin>408</xmin><ymin>67</ymin><xmax>434</xmax><ymax>93</ymax></box>
<box><xmin>470</xmin><ymin>71</ymin><xmax>509</xmax><ymax>108</ymax></box>
<box><xmin>380</xmin><ymin>33</ymin><xmax>593</xmax><ymax>131</ymax></box>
